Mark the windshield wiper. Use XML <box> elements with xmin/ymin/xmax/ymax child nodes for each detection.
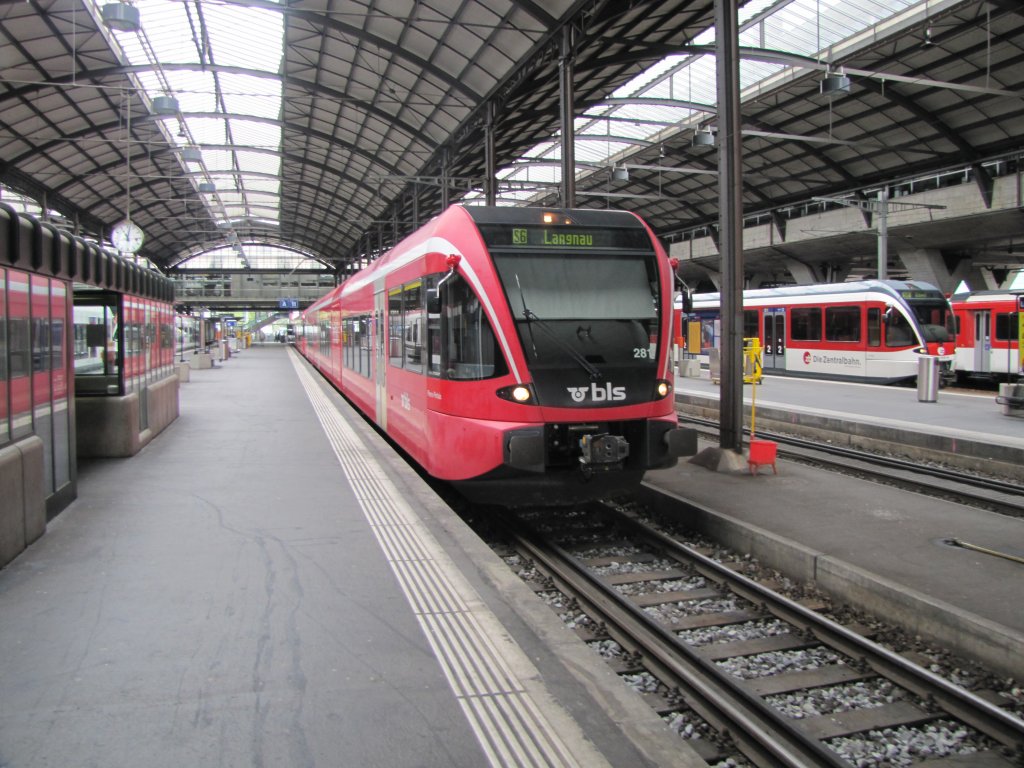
<box><xmin>515</xmin><ymin>274</ymin><xmax>602</xmax><ymax>380</ymax></box>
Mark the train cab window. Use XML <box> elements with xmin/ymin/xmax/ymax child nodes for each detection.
<box><xmin>825</xmin><ymin>306</ymin><xmax>860</xmax><ymax>342</ymax></box>
<box><xmin>884</xmin><ymin>310</ymin><xmax>914</xmax><ymax>347</ymax></box>
<box><xmin>790</xmin><ymin>307</ymin><xmax>822</xmax><ymax>341</ymax></box>
<box><xmin>440</xmin><ymin>273</ymin><xmax>507</xmax><ymax>380</ymax></box>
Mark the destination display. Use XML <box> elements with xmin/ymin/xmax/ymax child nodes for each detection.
<box><xmin>478</xmin><ymin>223</ymin><xmax>653</xmax><ymax>251</ymax></box>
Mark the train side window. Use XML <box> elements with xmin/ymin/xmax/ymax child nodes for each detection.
<box><xmin>790</xmin><ymin>307</ymin><xmax>822</xmax><ymax>341</ymax></box>
<box><xmin>388</xmin><ymin>287</ymin><xmax>404</xmax><ymax>368</ymax></box>
<box><xmin>994</xmin><ymin>313</ymin><xmax>1011</xmax><ymax>341</ymax></box>
<box><xmin>867</xmin><ymin>307</ymin><xmax>881</xmax><ymax>347</ymax></box>
<box><xmin>825</xmin><ymin>306</ymin><xmax>860</xmax><ymax>342</ymax></box>
<box><xmin>441</xmin><ymin>273</ymin><xmax>508</xmax><ymax>381</ymax></box>
<box><xmin>404</xmin><ymin>281</ymin><xmax>424</xmax><ymax>375</ymax></box>
<box><xmin>743</xmin><ymin>309</ymin><xmax>758</xmax><ymax>339</ymax></box>
<box><xmin>426</xmin><ymin>275</ymin><xmax>442</xmax><ymax>377</ymax></box>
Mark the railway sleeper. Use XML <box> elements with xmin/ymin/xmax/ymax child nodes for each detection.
<box><xmin>796</xmin><ymin>700</ymin><xmax>935</xmax><ymax>740</ymax></box>
<box><xmin>693</xmin><ymin>633</ymin><xmax>820</xmax><ymax>661</ymax></box>
<box><xmin>740</xmin><ymin>664</ymin><xmax>875</xmax><ymax>697</ymax></box>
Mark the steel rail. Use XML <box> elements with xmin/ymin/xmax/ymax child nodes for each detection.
<box><xmin>506</xmin><ymin>517</ymin><xmax>852</xmax><ymax>768</ymax></box>
<box><xmin>613</xmin><ymin>511</ymin><xmax>1024</xmax><ymax>751</ymax></box>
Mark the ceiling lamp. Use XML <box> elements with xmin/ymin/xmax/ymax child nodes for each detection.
<box><xmin>151</xmin><ymin>95</ymin><xmax>179</xmax><ymax>116</ymax></box>
<box><xmin>692</xmin><ymin>128</ymin><xmax>715</xmax><ymax>147</ymax></box>
<box><xmin>180</xmin><ymin>147</ymin><xmax>202</xmax><ymax>163</ymax></box>
<box><xmin>819</xmin><ymin>70</ymin><xmax>851</xmax><ymax>97</ymax></box>
<box><xmin>198</xmin><ymin>182</ymin><xmax>216</xmax><ymax>193</ymax></box>
<box><xmin>612</xmin><ymin>166</ymin><xmax>629</xmax><ymax>181</ymax></box>
<box><xmin>922</xmin><ymin>27</ymin><xmax>935</xmax><ymax>47</ymax></box>
<box><xmin>101</xmin><ymin>3</ymin><xmax>140</xmax><ymax>32</ymax></box>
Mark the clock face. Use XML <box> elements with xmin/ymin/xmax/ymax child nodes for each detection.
<box><xmin>111</xmin><ymin>220</ymin><xmax>144</xmax><ymax>253</ymax></box>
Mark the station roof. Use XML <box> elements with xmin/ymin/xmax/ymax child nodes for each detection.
<box><xmin>0</xmin><ymin>0</ymin><xmax>1021</xmax><ymax>277</ymax></box>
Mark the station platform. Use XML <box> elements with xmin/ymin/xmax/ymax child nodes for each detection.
<box><xmin>672</xmin><ymin>371</ymin><xmax>1024</xmax><ymax>480</ymax></box>
<box><xmin>0</xmin><ymin>344</ymin><xmax>694</xmax><ymax>768</ymax></box>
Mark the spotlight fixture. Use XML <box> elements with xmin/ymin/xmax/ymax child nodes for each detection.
<box><xmin>180</xmin><ymin>147</ymin><xmax>202</xmax><ymax>163</ymax></box>
<box><xmin>197</xmin><ymin>182</ymin><xmax>216</xmax><ymax>193</ymax></box>
<box><xmin>612</xmin><ymin>166</ymin><xmax>629</xmax><ymax>181</ymax></box>
<box><xmin>101</xmin><ymin>2</ymin><xmax>140</xmax><ymax>32</ymax></box>
<box><xmin>692</xmin><ymin>128</ymin><xmax>715</xmax><ymax>147</ymax></box>
<box><xmin>819</xmin><ymin>71</ymin><xmax>851</xmax><ymax>96</ymax></box>
<box><xmin>922</xmin><ymin>27</ymin><xmax>935</xmax><ymax>47</ymax></box>
<box><xmin>151</xmin><ymin>95</ymin><xmax>179</xmax><ymax>115</ymax></box>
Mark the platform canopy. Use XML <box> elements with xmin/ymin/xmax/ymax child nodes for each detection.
<box><xmin>0</xmin><ymin>0</ymin><xmax>1021</xmax><ymax>279</ymax></box>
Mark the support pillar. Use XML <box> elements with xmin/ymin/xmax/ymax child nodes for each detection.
<box><xmin>559</xmin><ymin>26</ymin><xmax>576</xmax><ymax>209</ymax></box>
<box><xmin>716</xmin><ymin>0</ymin><xmax>744</xmax><ymax>457</ymax></box>
<box><xmin>899</xmin><ymin>247</ymin><xmax>957</xmax><ymax>294</ymax></box>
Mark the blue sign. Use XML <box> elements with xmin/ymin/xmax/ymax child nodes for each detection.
<box><xmin>279</xmin><ymin>298</ymin><xmax>299</xmax><ymax>309</ymax></box>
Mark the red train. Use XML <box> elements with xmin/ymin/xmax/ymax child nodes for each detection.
<box><xmin>297</xmin><ymin>205</ymin><xmax>696</xmax><ymax>505</ymax></box>
<box><xmin>951</xmin><ymin>289</ymin><xmax>1023</xmax><ymax>382</ymax></box>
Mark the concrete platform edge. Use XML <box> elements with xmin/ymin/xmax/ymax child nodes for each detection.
<box><xmin>676</xmin><ymin>393</ymin><xmax>1024</xmax><ymax>481</ymax></box>
<box><xmin>637</xmin><ymin>484</ymin><xmax>1024</xmax><ymax>680</ymax></box>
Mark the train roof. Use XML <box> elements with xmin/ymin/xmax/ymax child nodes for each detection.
<box><xmin>687</xmin><ymin>279</ymin><xmax>948</xmax><ymax>304</ymax></box>
<box><xmin>950</xmin><ymin>289</ymin><xmax>1024</xmax><ymax>302</ymax></box>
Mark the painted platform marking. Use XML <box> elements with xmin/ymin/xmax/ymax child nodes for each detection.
<box><xmin>289</xmin><ymin>352</ymin><xmax>585</xmax><ymax>768</ymax></box>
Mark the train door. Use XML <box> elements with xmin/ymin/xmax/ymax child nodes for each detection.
<box><xmin>762</xmin><ymin>308</ymin><xmax>786</xmax><ymax>371</ymax></box>
<box><xmin>374</xmin><ymin>282</ymin><xmax>387</xmax><ymax>430</ymax></box>
<box><xmin>972</xmin><ymin>310</ymin><xmax>991</xmax><ymax>374</ymax></box>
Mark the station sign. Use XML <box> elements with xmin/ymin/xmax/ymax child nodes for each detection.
<box><xmin>279</xmin><ymin>298</ymin><xmax>299</xmax><ymax>309</ymax></box>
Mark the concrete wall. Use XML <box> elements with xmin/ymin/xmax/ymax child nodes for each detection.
<box><xmin>0</xmin><ymin>436</ymin><xmax>46</xmax><ymax>569</ymax></box>
<box><xmin>76</xmin><ymin>374</ymin><xmax>180</xmax><ymax>458</ymax></box>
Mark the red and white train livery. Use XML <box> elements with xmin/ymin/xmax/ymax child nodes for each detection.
<box><xmin>681</xmin><ymin>280</ymin><xmax>957</xmax><ymax>384</ymax></box>
<box><xmin>951</xmin><ymin>290</ymin><xmax>1023</xmax><ymax>382</ymax></box>
<box><xmin>297</xmin><ymin>205</ymin><xmax>696</xmax><ymax>505</ymax></box>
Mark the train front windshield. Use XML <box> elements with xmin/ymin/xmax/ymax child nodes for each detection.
<box><xmin>493</xmin><ymin>249</ymin><xmax>661</xmax><ymax>404</ymax></box>
<box><xmin>902</xmin><ymin>293</ymin><xmax>955</xmax><ymax>343</ymax></box>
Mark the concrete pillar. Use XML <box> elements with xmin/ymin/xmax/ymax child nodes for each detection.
<box><xmin>898</xmin><ymin>248</ymin><xmax>957</xmax><ymax>293</ymax></box>
<box><xmin>961</xmin><ymin>267</ymin><xmax>1001</xmax><ymax>292</ymax></box>
<box><xmin>783</xmin><ymin>259</ymin><xmax>820</xmax><ymax>285</ymax></box>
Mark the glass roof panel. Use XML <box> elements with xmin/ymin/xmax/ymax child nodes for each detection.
<box><xmin>97</xmin><ymin>0</ymin><xmax>284</xmax><ymax>244</ymax></box>
<box><xmin>466</xmin><ymin>0</ymin><xmax>927</xmax><ymax>208</ymax></box>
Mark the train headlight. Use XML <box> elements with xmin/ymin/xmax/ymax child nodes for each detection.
<box><xmin>496</xmin><ymin>384</ymin><xmax>536</xmax><ymax>404</ymax></box>
<box><xmin>655</xmin><ymin>379</ymin><xmax>672</xmax><ymax>399</ymax></box>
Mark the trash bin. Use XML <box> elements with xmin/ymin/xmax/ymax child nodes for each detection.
<box><xmin>917</xmin><ymin>356</ymin><xmax>939</xmax><ymax>402</ymax></box>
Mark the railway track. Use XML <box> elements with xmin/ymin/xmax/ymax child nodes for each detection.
<box><xmin>680</xmin><ymin>415</ymin><xmax>1024</xmax><ymax>519</ymax></box>
<box><xmin>494</xmin><ymin>503</ymin><xmax>1024</xmax><ymax>767</ymax></box>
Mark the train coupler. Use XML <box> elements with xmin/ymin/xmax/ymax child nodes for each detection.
<box><xmin>578</xmin><ymin>433</ymin><xmax>629</xmax><ymax>468</ymax></box>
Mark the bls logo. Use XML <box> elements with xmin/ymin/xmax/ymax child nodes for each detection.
<box><xmin>567</xmin><ymin>383</ymin><xmax>627</xmax><ymax>403</ymax></box>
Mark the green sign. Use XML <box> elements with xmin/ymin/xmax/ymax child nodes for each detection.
<box><xmin>479</xmin><ymin>223</ymin><xmax>651</xmax><ymax>251</ymax></box>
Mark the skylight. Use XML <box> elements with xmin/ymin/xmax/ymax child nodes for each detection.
<box><xmin>97</xmin><ymin>0</ymin><xmax>284</xmax><ymax>231</ymax></box>
<box><xmin>467</xmin><ymin>0</ymin><xmax>918</xmax><ymax>205</ymax></box>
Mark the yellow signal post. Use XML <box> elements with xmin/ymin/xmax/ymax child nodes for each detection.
<box><xmin>742</xmin><ymin>336</ymin><xmax>763</xmax><ymax>385</ymax></box>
